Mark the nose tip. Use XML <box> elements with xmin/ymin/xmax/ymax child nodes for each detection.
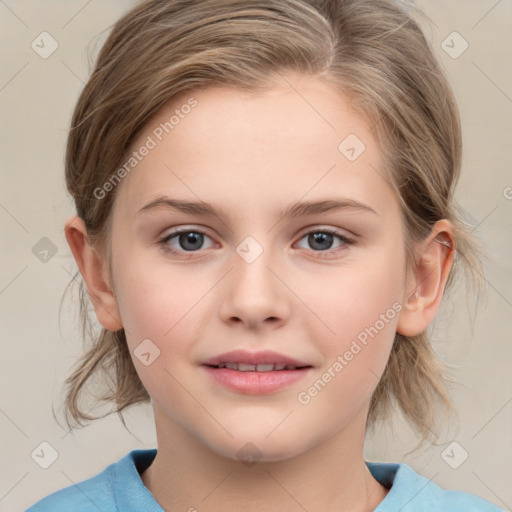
<box><xmin>219</xmin><ymin>253</ymin><xmax>290</xmax><ymax>330</ymax></box>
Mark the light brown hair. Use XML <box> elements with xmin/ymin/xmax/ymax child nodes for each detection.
<box><xmin>61</xmin><ymin>0</ymin><xmax>483</xmax><ymax>444</ymax></box>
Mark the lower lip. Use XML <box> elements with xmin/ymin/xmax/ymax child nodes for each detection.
<box><xmin>201</xmin><ymin>366</ymin><xmax>311</xmax><ymax>394</ymax></box>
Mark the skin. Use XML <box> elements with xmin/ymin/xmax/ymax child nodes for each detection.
<box><xmin>65</xmin><ymin>73</ymin><xmax>454</xmax><ymax>512</ymax></box>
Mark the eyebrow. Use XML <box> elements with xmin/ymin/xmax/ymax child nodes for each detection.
<box><xmin>137</xmin><ymin>195</ymin><xmax>378</xmax><ymax>219</ymax></box>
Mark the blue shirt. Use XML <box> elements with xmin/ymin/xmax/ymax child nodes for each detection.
<box><xmin>26</xmin><ymin>448</ymin><xmax>505</xmax><ymax>511</ymax></box>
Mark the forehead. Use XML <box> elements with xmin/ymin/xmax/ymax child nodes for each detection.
<box><xmin>113</xmin><ymin>75</ymin><xmax>396</xmax><ymax>219</ymax></box>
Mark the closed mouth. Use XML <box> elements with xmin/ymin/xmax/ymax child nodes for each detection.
<box><xmin>205</xmin><ymin>363</ymin><xmax>311</xmax><ymax>372</ymax></box>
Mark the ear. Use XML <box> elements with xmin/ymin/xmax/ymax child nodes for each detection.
<box><xmin>64</xmin><ymin>216</ymin><xmax>123</xmax><ymax>331</ymax></box>
<box><xmin>396</xmin><ymin>219</ymin><xmax>455</xmax><ymax>337</ymax></box>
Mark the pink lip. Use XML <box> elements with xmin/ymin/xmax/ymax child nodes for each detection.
<box><xmin>201</xmin><ymin>350</ymin><xmax>312</xmax><ymax>395</ymax></box>
<box><xmin>202</xmin><ymin>349</ymin><xmax>311</xmax><ymax>367</ymax></box>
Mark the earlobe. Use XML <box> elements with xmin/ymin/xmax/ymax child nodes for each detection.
<box><xmin>64</xmin><ymin>216</ymin><xmax>123</xmax><ymax>331</ymax></box>
<box><xmin>396</xmin><ymin>220</ymin><xmax>455</xmax><ymax>337</ymax></box>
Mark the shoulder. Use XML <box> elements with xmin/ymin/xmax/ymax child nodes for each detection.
<box><xmin>367</xmin><ymin>461</ymin><xmax>506</xmax><ymax>512</ymax></box>
<box><xmin>25</xmin><ymin>462</ymin><xmax>116</xmax><ymax>512</ymax></box>
<box><xmin>25</xmin><ymin>449</ymin><xmax>158</xmax><ymax>512</ymax></box>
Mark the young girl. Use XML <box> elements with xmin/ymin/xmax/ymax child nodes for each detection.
<box><xmin>27</xmin><ymin>0</ymin><xmax>504</xmax><ymax>510</ymax></box>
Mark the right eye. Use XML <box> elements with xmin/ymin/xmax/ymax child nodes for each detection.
<box><xmin>158</xmin><ymin>228</ymin><xmax>216</xmax><ymax>255</ymax></box>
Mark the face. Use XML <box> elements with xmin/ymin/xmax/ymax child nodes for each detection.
<box><xmin>105</xmin><ymin>74</ymin><xmax>409</xmax><ymax>462</ymax></box>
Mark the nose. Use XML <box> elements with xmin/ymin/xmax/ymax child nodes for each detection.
<box><xmin>218</xmin><ymin>243</ymin><xmax>291</xmax><ymax>331</ymax></box>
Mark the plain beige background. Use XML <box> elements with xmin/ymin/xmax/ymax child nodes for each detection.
<box><xmin>1</xmin><ymin>0</ymin><xmax>511</xmax><ymax>510</ymax></box>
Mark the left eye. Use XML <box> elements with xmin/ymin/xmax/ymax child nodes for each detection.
<box><xmin>295</xmin><ymin>229</ymin><xmax>353</xmax><ymax>253</ymax></box>
<box><xmin>158</xmin><ymin>228</ymin><xmax>354</xmax><ymax>256</ymax></box>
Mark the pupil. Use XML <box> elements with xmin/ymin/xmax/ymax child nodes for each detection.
<box><xmin>309</xmin><ymin>232</ymin><xmax>333</xmax><ymax>250</ymax></box>
<box><xmin>180</xmin><ymin>232</ymin><xmax>203</xmax><ymax>251</ymax></box>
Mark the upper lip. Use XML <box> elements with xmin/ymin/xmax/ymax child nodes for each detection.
<box><xmin>202</xmin><ymin>350</ymin><xmax>311</xmax><ymax>367</ymax></box>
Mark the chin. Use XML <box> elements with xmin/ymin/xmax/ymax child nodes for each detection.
<box><xmin>204</xmin><ymin>431</ymin><xmax>310</xmax><ymax>465</ymax></box>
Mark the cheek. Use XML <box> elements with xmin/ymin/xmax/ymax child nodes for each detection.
<box><xmin>297</xmin><ymin>244</ymin><xmax>405</xmax><ymax>340</ymax></box>
<box><xmin>112</xmin><ymin>247</ymin><xmax>212</xmax><ymax>339</ymax></box>
<box><xmin>296</xmin><ymin>246</ymin><xmax>405</xmax><ymax>397</ymax></box>
<box><xmin>111</xmin><ymin>262</ymin><xmax>210</xmax><ymax>415</ymax></box>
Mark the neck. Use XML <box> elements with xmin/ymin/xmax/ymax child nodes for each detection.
<box><xmin>140</xmin><ymin>406</ymin><xmax>389</xmax><ymax>512</ymax></box>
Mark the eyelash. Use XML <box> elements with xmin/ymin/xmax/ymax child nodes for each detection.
<box><xmin>157</xmin><ymin>226</ymin><xmax>355</xmax><ymax>259</ymax></box>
